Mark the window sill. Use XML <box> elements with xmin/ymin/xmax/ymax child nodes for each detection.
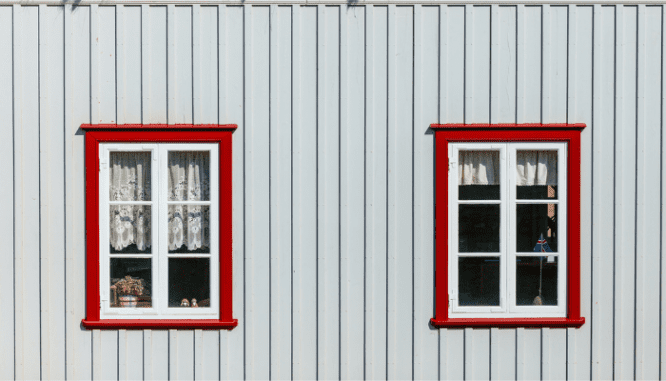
<box><xmin>429</xmin><ymin>317</ymin><xmax>585</xmax><ymax>328</ymax></box>
<box><xmin>81</xmin><ymin>319</ymin><xmax>238</xmax><ymax>330</ymax></box>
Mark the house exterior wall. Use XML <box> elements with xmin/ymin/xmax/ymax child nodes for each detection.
<box><xmin>0</xmin><ymin>2</ymin><xmax>663</xmax><ymax>379</ymax></box>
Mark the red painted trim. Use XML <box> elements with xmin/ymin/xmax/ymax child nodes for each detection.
<box><xmin>430</xmin><ymin>317</ymin><xmax>585</xmax><ymax>328</ymax></box>
<box><xmin>82</xmin><ymin>125</ymin><xmax>237</xmax><ymax>330</ymax></box>
<box><xmin>80</xmin><ymin>123</ymin><xmax>237</xmax><ymax>130</ymax></box>
<box><xmin>81</xmin><ymin>319</ymin><xmax>238</xmax><ymax>330</ymax></box>
<box><xmin>430</xmin><ymin>123</ymin><xmax>586</xmax><ymax>130</ymax></box>
<box><xmin>432</xmin><ymin>126</ymin><xmax>585</xmax><ymax>327</ymax></box>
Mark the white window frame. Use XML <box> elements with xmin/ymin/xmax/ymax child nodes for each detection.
<box><xmin>448</xmin><ymin>142</ymin><xmax>567</xmax><ymax>319</ymax></box>
<box><xmin>99</xmin><ymin>143</ymin><xmax>220</xmax><ymax>320</ymax></box>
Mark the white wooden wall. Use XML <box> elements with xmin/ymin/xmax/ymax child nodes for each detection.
<box><xmin>0</xmin><ymin>2</ymin><xmax>665</xmax><ymax>379</ymax></box>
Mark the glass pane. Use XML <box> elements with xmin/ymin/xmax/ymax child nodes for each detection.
<box><xmin>459</xmin><ymin>150</ymin><xmax>500</xmax><ymax>200</ymax></box>
<box><xmin>516</xmin><ymin>150</ymin><xmax>558</xmax><ymax>199</ymax></box>
<box><xmin>459</xmin><ymin>204</ymin><xmax>500</xmax><ymax>253</ymax></box>
<box><xmin>110</xmin><ymin>151</ymin><xmax>151</xmax><ymax>201</ymax></box>
<box><xmin>110</xmin><ymin>258</ymin><xmax>152</xmax><ymax>308</ymax></box>
<box><xmin>168</xmin><ymin>205</ymin><xmax>210</xmax><ymax>253</ymax></box>
<box><xmin>516</xmin><ymin>256</ymin><xmax>558</xmax><ymax>306</ymax></box>
<box><xmin>458</xmin><ymin>257</ymin><xmax>500</xmax><ymax>306</ymax></box>
<box><xmin>110</xmin><ymin>205</ymin><xmax>151</xmax><ymax>254</ymax></box>
<box><xmin>516</xmin><ymin>204</ymin><xmax>558</xmax><ymax>253</ymax></box>
<box><xmin>169</xmin><ymin>258</ymin><xmax>210</xmax><ymax>308</ymax></box>
<box><xmin>168</xmin><ymin>151</ymin><xmax>210</xmax><ymax>201</ymax></box>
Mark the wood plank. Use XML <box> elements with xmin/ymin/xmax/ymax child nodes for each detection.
<box><xmin>13</xmin><ymin>5</ymin><xmax>42</xmax><ymax>379</ymax></box>
<box><xmin>39</xmin><ymin>6</ymin><xmax>66</xmax><ymax>379</ymax></box>
<box><xmin>490</xmin><ymin>328</ymin><xmax>516</xmax><ymax>380</ymax></box>
<box><xmin>440</xmin><ymin>329</ymin><xmax>464</xmax><ymax>380</ymax></box>
<box><xmin>441</xmin><ymin>4</ymin><xmax>465</xmax><ymax>123</ymax></box>
<box><xmin>412</xmin><ymin>5</ymin><xmax>439</xmax><ymax>380</ymax></box>
<box><xmin>193</xmin><ymin>4</ymin><xmax>218</xmax><ymax>124</ymax></box>
<box><xmin>269</xmin><ymin>4</ymin><xmax>293</xmax><ymax>380</ymax></box>
<box><xmin>340</xmin><ymin>4</ymin><xmax>365</xmax><ymax>380</ymax></box>
<box><xmin>143</xmin><ymin>5</ymin><xmax>168</xmax><ymax>123</ymax></box>
<box><xmin>117</xmin><ymin>5</ymin><xmax>142</xmax><ymax>123</ymax></box>
<box><xmin>465</xmin><ymin>5</ymin><xmax>490</xmax><ymax>123</ymax></box>
<box><xmin>144</xmin><ymin>330</ymin><xmax>169</xmax><ymax>380</ymax></box>
<box><xmin>316</xmin><ymin>4</ymin><xmax>341</xmax><ymax>380</ymax></box>
<box><xmin>542</xmin><ymin>328</ymin><xmax>567</xmax><ymax>380</ymax></box>
<box><xmin>614</xmin><ymin>5</ymin><xmax>637</xmax><ymax>380</ymax></box>
<box><xmin>566</xmin><ymin>5</ymin><xmax>593</xmax><ymax>380</ymax></box>
<box><xmin>219</xmin><ymin>5</ymin><xmax>245</xmax><ymax>381</ymax></box>
<box><xmin>364</xmin><ymin>5</ymin><xmax>388</xmax><ymax>380</ymax></box>
<box><xmin>64</xmin><ymin>4</ymin><xmax>93</xmax><ymax>379</ymax></box>
<box><xmin>516</xmin><ymin>328</ymin><xmax>540</xmax><ymax>380</ymax></box>
<box><xmin>490</xmin><ymin>5</ymin><xmax>517</xmax><ymax>124</ymax></box>
<box><xmin>516</xmin><ymin>4</ymin><xmax>541</xmax><ymax>123</ymax></box>
<box><xmin>291</xmin><ymin>4</ymin><xmax>319</xmax><ymax>380</ymax></box>
<box><xmin>542</xmin><ymin>5</ymin><xmax>568</xmax><ymax>123</ymax></box>
<box><xmin>119</xmin><ymin>330</ymin><xmax>144</xmax><ymax>381</ymax></box>
<box><xmin>244</xmin><ymin>5</ymin><xmax>271</xmax><ymax>379</ymax></box>
<box><xmin>94</xmin><ymin>5</ymin><xmax>116</xmax><ymax>123</ymax></box>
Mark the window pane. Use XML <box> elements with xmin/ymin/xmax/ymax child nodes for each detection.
<box><xmin>168</xmin><ymin>258</ymin><xmax>210</xmax><ymax>308</ymax></box>
<box><xmin>516</xmin><ymin>256</ymin><xmax>558</xmax><ymax>306</ymax></box>
<box><xmin>168</xmin><ymin>151</ymin><xmax>210</xmax><ymax>201</ymax></box>
<box><xmin>459</xmin><ymin>150</ymin><xmax>500</xmax><ymax>200</ymax></box>
<box><xmin>168</xmin><ymin>205</ymin><xmax>210</xmax><ymax>253</ymax></box>
<box><xmin>516</xmin><ymin>204</ymin><xmax>558</xmax><ymax>253</ymax></box>
<box><xmin>516</xmin><ymin>150</ymin><xmax>558</xmax><ymax>199</ymax></box>
<box><xmin>459</xmin><ymin>204</ymin><xmax>500</xmax><ymax>252</ymax></box>
<box><xmin>110</xmin><ymin>152</ymin><xmax>151</xmax><ymax>201</ymax></box>
<box><xmin>110</xmin><ymin>205</ymin><xmax>151</xmax><ymax>253</ymax></box>
<box><xmin>458</xmin><ymin>257</ymin><xmax>500</xmax><ymax>306</ymax></box>
<box><xmin>110</xmin><ymin>258</ymin><xmax>152</xmax><ymax>308</ymax></box>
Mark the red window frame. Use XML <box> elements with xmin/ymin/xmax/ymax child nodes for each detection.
<box><xmin>80</xmin><ymin>124</ymin><xmax>238</xmax><ymax>330</ymax></box>
<box><xmin>429</xmin><ymin>123</ymin><xmax>586</xmax><ymax>328</ymax></box>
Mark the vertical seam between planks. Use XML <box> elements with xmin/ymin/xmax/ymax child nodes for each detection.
<box><xmin>363</xmin><ymin>5</ymin><xmax>368</xmax><ymax>381</ymax></box>
<box><xmin>115</xmin><ymin>5</ymin><xmax>118</xmax><ymax>124</ymax></box>
<box><xmin>589</xmin><ymin>6</ymin><xmax>595</xmax><ymax>380</ymax></box>
<box><xmin>338</xmin><ymin>6</ymin><xmax>342</xmax><ymax>379</ymax></box>
<box><xmin>315</xmin><ymin>6</ymin><xmax>320</xmax><ymax>379</ymax></box>
<box><xmin>660</xmin><ymin>5</ymin><xmax>665</xmax><ymax>380</ymax></box>
<box><xmin>191</xmin><ymin>6</ymin><xmax>194</xmax><ymax>124</ymax></box>
<box><xmin>12</xmin><ymin>6</ymin><xmax>17</xmax><ymax>377</ymax></box>
<box><xmin>411</xmin><ymin>6</ymin><xmax>412</xmax><ymax>379</ymax></box>
<box><xmin>384</xmin><ymin>6</ymin><xmax>389</xmax><ymax>380</ymax></box>
<box><xmin>141</xmin><ymin>5</ymin><xmax>144</xmax><ymax>124</ymax></box>
<box><xmin>515</xmin><ymin>5</ymin><xmax>518</xmax><ymax>124</ymax></box>
<box><xmin>290</xmin><ymin>5</ymin><xmax>295</xmax><ymax>381</ymax></box>
<box><xmin>38</xmin><ymin>5</ymin><xmax>44</xmax><ymax>379</ymax></box>
<box><xmin>612</xmin><ymin>5</ymin><xmax>617</xmax><ymax>380</ymax></box>
<box><xmin>89</xmin><ymin>6</ymin><xmax>94</xmax><ymax>377</ymax></box>
<box><xmin>268</xmin><ymin>6</ymin><xmax>273</xmax><ymax>379</ymax></box>
<box><xmin>62</xmin><ymin>5</ymin><xmax>67</xmax><ymax>378</ymax></box>
<box><xmin>242</xmin><ymin>5</ymin><xmax>247</xmax><ymax>380</ymax></box>
<box><xmin>463</xmin><ymin>5</ymin><xmax>466</xmax><ymax>124</ymax></box>
<box><xmin>633</xmin><ymin>6</ymin><xmax>640</xmax><ymax>379</ymax></box>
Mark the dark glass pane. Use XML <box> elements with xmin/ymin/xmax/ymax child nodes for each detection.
<box><xmin>458</xmin><ymin>257</ymin><xmax>500</xmax><ymax>306</ymax></box>
<box><xmin>110</xmin><ymin>205</ymin><xmax>151</xmax><ymax>254</ymax></box>
<box><xmin>168</xmin><ymin>258</ymin><xmax>210</xmax><ymax>308</ymax></box>
<box><xmin>517</xmin><ymin>185</ymin><xmax>558</xmax><ymax>200</ymax></box>
<box><xmin>168</xmin><ymin>151</ymin><xmax>210</xmax><ymax>201</ymax></box>
<box><xmin>110</xmin><ymin>151</ymin><xmax>152</xmax><ymax>201</ymax></box>
<box><xmin>516</xmin><ymin>256</ymin><xmax>558</xmax><ymax>306</ymax></box>
<box><xmin>516</xmin><ymin>204</ymin><xmax>558</xmax><ymax>252</ymax></box>
<box><xmin>459</xmin><ymin>204</ymin><xmax>500</xmax><ymax>253</ymax></box>
<box><xmin>110</xmin><ymin>258</ymin><xmax>152</xmax><ymax>308</ymax></box>
<box><xmin>168</xmin><ymin>205</ymin><xmax>210</xmax><ymax>253</ymax></box>
<box><xmin>459</xmin><ymin>185</ymin><xmax>500</xmax><ymax>200</ymax></box>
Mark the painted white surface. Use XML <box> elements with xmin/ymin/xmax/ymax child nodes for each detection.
<box><xmin>0</xmin><ymin>3</ymin><xmax>665</xmax><ymax>379</ymax></box>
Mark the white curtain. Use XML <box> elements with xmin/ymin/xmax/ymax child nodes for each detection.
<box><xmin>457</xmin><ymin>150</ymin><xmax>558</xmax><ymax>186</ymax></box>
<box><xmin>109</xmin><ymin>152</ymin><xmax>152</xmax><ymax>251</ymax></box>
<box><xmin>516</xmin><ymin>150</ymin><xmax>558</xmax><ymax>186</ymax></box>
<box><xmin>108</xmin><ymin>151</ymin><xmax>210</xmax><ymax>252</ymax></box>
<box><xmin>167</xmin><ymin>152</ymin><xmax>210</xmax><ymax>251</ymax></box>
<box><xmin>458</xmin><ymin>151</ymin><xmax>500</xmax><ymax>185</ymax></box>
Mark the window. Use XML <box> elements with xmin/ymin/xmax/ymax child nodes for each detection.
<box><xmin>430</xmin><ymin>124</ymin><xmax>586</xmax><ymax>328</ymax></box>
<box><xmin>81</xmin><ymin>124</ymin><xmax>237</xmax><ymax>329</ymax></box>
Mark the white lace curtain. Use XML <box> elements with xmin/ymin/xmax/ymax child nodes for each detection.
<box><xmin>458</xmin><ymin>150</ymin><xmax>558</xmax><ymax>186</ymax></box>
<box><xmin>109</xmin><ymin>151</ymin><xmax>210</xmax><ymax>252</ymax></box>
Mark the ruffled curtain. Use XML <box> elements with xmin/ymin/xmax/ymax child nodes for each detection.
<box><xmin>516</xmin><ymin>150</ymin><xmax>558</xmax><ymax>186</ymax></box>
<box><xmin>458</xmin><ymin>150</ymin><xmax>558</xmax><ymax>186</ymax></box>
<box><xmin>109</xmin><ymin>152</ymin><xmax>152</xmax><ymax>251</ymax></box>
<box><xmin>168</xmin><ymin>152</ymin><xmax>210</xmax><ymax>251</ymax></box>
<box><xmin>458</xmin><ymin>151</ymin><xmax>500</xmax><ymax>185</ymax></box>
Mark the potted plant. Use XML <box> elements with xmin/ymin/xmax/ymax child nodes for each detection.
<box><xmin>111</xmin><ymin>275</ymin><xmax>145</xmax><ymax>308</ymax></box>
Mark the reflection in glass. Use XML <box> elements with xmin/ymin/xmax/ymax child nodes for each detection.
<box><xmin>168</xmin><ymin>258</ymin><xmax>210</xmax><ymax>308</ymax></box>
<box><xmin>168</xmin><ymin>205</ymin><xmax>210</xmax><ymax>253</ymax></box>
<box><xmin>516</xmin><ymin>256</ymin><xmax>558</xmax><ymax>306</ymax></box>
<box><xmin>110</xmin><ymin>152</ymin><xmax>152</xmax><ymax>201</ymax></box>
<box><xmin>516</xmin><ymin>204</ymin><xmax>558</xmax><ymax>252</ymax></box>
<box><xmin>458</xmin><ymin>150</ymin><xmax>500</xmax><ymax>200</ymax></box>
<box><xmin>168</xmin><ymin>151</ymin><xmax>210</xmax><ymax>201</ymax></box>
<box><xmin>110</xmin><ymin>205</ymin><xmax>151</xmax><ymax>253</ymax></box>
<box><xmin>110</xmin><ymin>258</ymin><xmax>152</xmax><ymax>308</ymax></box>
<box><xmin>458</xmin><ymin>257</ymin><xmax>500</xmax><ymax>306</ymax></box>
<box><xmin>459</xmin><ymin>205</ymin><xmax>500</xmax><ymax>252</ymax></box>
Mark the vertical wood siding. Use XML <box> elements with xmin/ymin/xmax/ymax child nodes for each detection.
<box><xmin>0</xmin><ymin>3</ymin><xmax>664</xmax><ymax>380</ymax></box>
